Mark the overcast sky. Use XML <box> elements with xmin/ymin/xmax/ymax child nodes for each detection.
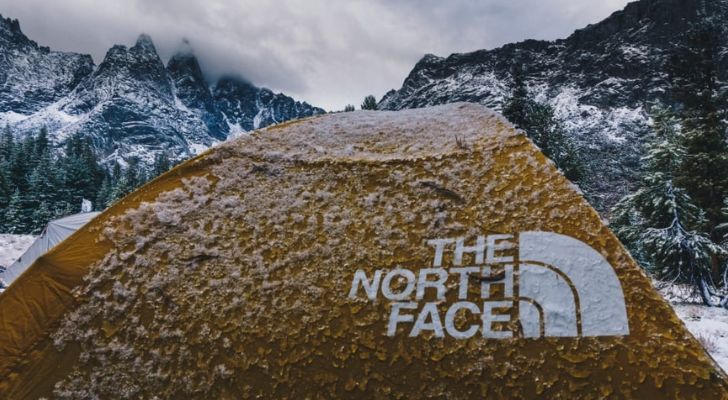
<box><xmin>0</xmin><ymin>0</ymin><xmax>631</xmax><ymax>110</ymax></box>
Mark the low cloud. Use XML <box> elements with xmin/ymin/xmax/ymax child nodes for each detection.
<box><xmin>0</xmin><ymin>0</ymin><xmax>629</xmax><ymax>110</ymax></box>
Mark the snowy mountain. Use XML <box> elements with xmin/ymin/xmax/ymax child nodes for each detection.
<box><xmin>213</xmin><ymin>77</ymin><xmax>324</xmax><ymax>133</ymax></box>
<box><xmin>379</xmin><ymin>0</ymin><xmax>728</xmax><ymax>210</ymax></box>
<box><xmin>0</xmin><ymin>15</ymin><xmax>325</xmax><ymax>164</ymax></box>
<box><xmin>0</xmin><ymin>17</ymin><xmax>93</xmax><ymax>115</ymax></box>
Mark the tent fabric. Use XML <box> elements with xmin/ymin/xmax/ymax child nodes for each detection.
<box><xmin>0</xmin><ymin>103</ymin><xmax>726</xmax><ymax>399</ymax></box>
<box><xmin>0</xmin><ymin>212</ymin><xmax>101</xmax><ymax>286</ymax></box>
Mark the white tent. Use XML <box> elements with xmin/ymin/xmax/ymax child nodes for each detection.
<box><xmin>0</xmin><ymin>212</ymin><xmax>100</xmax><ymax>288</ymax></box>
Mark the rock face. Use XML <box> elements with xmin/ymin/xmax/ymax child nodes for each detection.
<box><xmin>167</xmin><ymin>42</ymin><xmax>229</xmax><ymax>139</ymax></box>
<box><xmin>212</xmin><ymin>77</ymin><xmax>324</xmax><ymax>133</ymax></box>
<box><xmin>379</xmin><ymin>0</ymin><xmax>728</xmax><ymax>210</ymax></box>
<box><xmin>0</xmin><ymin>16</ymin><xmax>325</xmax><ymax>164</ymax></box>
<box><xmin>0</xmin><ymin>16</ymin><xmax>94</xmax><ymax>115</ymax></box>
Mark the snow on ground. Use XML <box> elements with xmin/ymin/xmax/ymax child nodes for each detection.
<box><xmin>0</xmin><ymin>234</ymin><xmax>35</xmax><ymax>270</ymax></box>
<box><xmin>659</xmin><ymin>281</ymin><xmax>728</xmax><ymax>372</ymax></box>
<box><xmin>0</xmin><ymin>233</ymin><xmax>726</xmax><ymax>372</ymax></box>
<box><xmin>673</xmin><ymin>303</ymin><xmax>728</xmax><ymax>372</ymax></box>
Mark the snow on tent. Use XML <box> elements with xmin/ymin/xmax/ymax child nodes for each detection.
<box><xmin>0</xmin><ymin>212</ymin><xmax>100</xmax><ymax>289</ymax></box>
<box><xmin>0</xmin><ymin>103</ymin><xmax>726</xmax><ymax>399</ymax></box>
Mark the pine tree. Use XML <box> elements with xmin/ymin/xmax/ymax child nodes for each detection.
<box><xmin>27</xmin><ymin>153</ymin><xmax>61</xmax><ymax>230</ymax></box>
<box><xmin>95</xmin><ymin>173</ymin><xmax>112</xmax><ymax>210</ymax></box>
<box><xmin>124</xmin><ymin>157</ymin><xmax>145</xmax><ymax>190</ymax></box>
<box><xmin>107</xmin><ymin>159</ymin><xmax>147</xmax><ymax>205</ymax></box>
<box><xmin>638</xmin><ymin>182</ymin><xmax>723</xmax><ymax>306</ymax></box>
<box><xmin>3</xmin><ymin>188</ymin><xmax>27</xmax><ymax>234</ymax></box>
<box><xmin>0</xmin><ymin>168</ymin><xmax>10</xmax><ymax>210</ymax></box>
<box><xmin>612</xmin><ymin>106</ymin><xmax>727</xmax><ymax>306</ymax></box>
<box><xmin>0</xmin><ymin>125</ymin><xmax>12</xmax><ymax>211</ymax></box>
<box><xmin>344</xmin><ymin>104</ymin><xmax>355</xmax><ymax>112</ymax></box>
<box><xmin>719</xmin><ymin>199</ymin><xmax>728</xmax><ymax>248</ymax></box>
<box><xmin>58</xmin><ymin>134</ymin><xmax>104</xmax><ymax>209</ymax></box>
<box><xmin>9</xmin><ymin>134</ymin><xmax>32</xmax><ymax>192</ymax></box>
<box><xmin>503</xmin><ymin>64</ymin><xmax>531</xmax><ymax>129</ymax></box>
<box><xmin>0</xmin><ymin>127</ymin><xmax>167</xmax><ymax>232</ymax></box>
<box><xmin>32</xmin><ymin>127</ymin><xmax>50</xmax><ymax>165</ymax></box>
<box><xmin>669</xmin><ymin>20</ymin><xmax>728</xmax><ymax>236</ymax></box>
<box><xmin>361</xmin><ymin>95</ymin><xmax>378</xmax><ymax>110</ymax></box>
<box><xmin>610</xmin><ymin>196</ymin><xmax>648</xmax><ymax>265</ymax></box>
<box><xmin>0</xmin><ymin>124</ymin><xmax>14</xmax><ymax>161</ymax></box>
<box><xmin>111</xmin><ymin>161</ymin><xmax>122</xmax><ymax>184</ymax></box>
<box><xmin>152</xmin><ymin>152</ymin><xmax>172</xmax><ymax>178</ymax></box>
<box><xmin>30</xmin><ymin>201</ymin><xmax>53</xmax><ymax>235</ymax></box>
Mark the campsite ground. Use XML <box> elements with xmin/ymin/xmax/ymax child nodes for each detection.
<box><xmin>0</xmin><ymin>234</ymin><xmax>726</xmax><ymax>372</ymax></box>
<box><xmin>0</xmin><ymin>234</ymin><xmax>36</xmax><ymax>270</ymax></box>
<box><xmin>673</xmin><ymin>303</ymin><xmax>728</xmax><ymax>371</ymax></box>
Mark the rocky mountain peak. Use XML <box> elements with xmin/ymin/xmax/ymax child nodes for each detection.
<box><xmin>168</xmin><ymin>41</ymin><xmax>228</xmax><ymax>139</ymax></box>
<box><xmin>0</xmin><ymin>15</ymin><xmax>18</xmax><ymax>34</ymax></box>
<box><xmin>130</xmin><ymin>33</ymin><xmax>164</xmax><ymax>65</ymax></box>
<box><xmin>0</xmin><ymin>14</ymin><xmax>35</xmax><ymax>48</ymax></box>
<box><xmin>134</xmin><ymin>33</ymin><xmax>156</xmax><ymax>50</ymax></box>
<box><xmin>85</xmin><ymin>33</ymin><xmax>172</xmax><ymax>103</ymax></box>
<box><xmin>168</xmin><ymin>42</ymin><xmax>206</xmax><ymax>88</ymax></box>
<box><xmin>96</xmin><ymin>34</ymin><xmax>164</xmax><ymax>73</ymax></box>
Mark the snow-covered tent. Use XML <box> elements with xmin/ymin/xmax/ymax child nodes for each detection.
<box><xmin>0</xmin><ymin>104</ymin><xmax>726</xmax><ymax>398</ymax></box>
<box><xmin>0</xmin><ymin>212</ymin><xmax>100</xmax><ymax>288</ymax></box>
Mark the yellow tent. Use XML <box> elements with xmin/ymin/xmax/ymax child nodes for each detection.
<box><xmin>0</xmin><ymin>103</ymin><xmax>726</xmax><ymax>399</ymax></box>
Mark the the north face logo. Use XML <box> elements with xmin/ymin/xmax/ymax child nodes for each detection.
<box><xmin>348</xmin><ymin>231</ymin><xmax>629</xmax><ymax>339</ymax></box>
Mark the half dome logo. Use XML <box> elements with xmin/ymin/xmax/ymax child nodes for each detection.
<box><xmin>348</xmin><ymin>231</ymin><xmax>629</xmax><ymax>339</ymax></box>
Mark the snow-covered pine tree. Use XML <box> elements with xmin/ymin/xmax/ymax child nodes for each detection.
<box><xmin>669</xmin><ymin>19</ymin><xmax>728</xmax><ymax>236</ymax></box>
<box><xmin>95</xmin><ymin>173</ymin><xmax>112</xmax><ymax>210</ymax></box>
<box><xmin>30</xmin><ymin>201</ymin><xmax>53</xmax><ymax>234</ymax></box>
<box><xmin>30</xmin><ymin>127</ymin><xmax>49</xmax><ymax>170</ymax></box>
<box><xmin>0</xmin><ymin>167</ymin><xmax>9</xmax><ymax>211</ymax></box>
<box><xmin>3</xmin><ymin>188</ymin><xmax>27</xmax><ymax>234</ymax></box>
<box><xmin>719</xmin><ymin>198</ymin><xmax>728</xmax><ymax>248</ymax></box>
<box><xmin>0</xmin><ymin>128</ymin><xmax>11</xmax><ymax>211</ymax></box>
<box><xmin>8</xmin><ymin>134</ymin><xmax>32</xmax><ymax>193</ymax></box>
<box><xmin>611</xmin><ymin>192</ymin><xmax>650</xmax><ymax>268</ymax></box>
<box><xmin>0</xmin><ymin>124</ymin><xmax>14</xmax><ymax>161</ymax></box>
<box><xmin>612</xmin><ymin>106</ymin><xmax>727</xmax><ymax>306</ymax></box>
<box><xmin>0</xmin><ymin>125</ymin><xmax>14</xmax><ymax>210</ymax></box>
<box><xmin>503</xmin><ymin>64</ymin><xmax>531</xmax><ymax>129</ymax></box>
<box><xmin>58</xmin><ymin>134</ymin><xmax>105</xmax><ymax>209</ymax></box>
<box><xmin>152</xmin><ymin>152</ymin><xmax>172</xmax><ymax>177</ymax></box>
<box><xmin>640</xmin><ymin>183</ymin><xmax>725</xmax><ymax>306</ymax></box>
<box><xmin>0</xmin><ymin>128</ymin><xmax>174</xmax><ymax>233</ymax></box>
<box><xmin>106</xmin><ymin>158</ymin><xmax>147</xmax><ymax>206</ymax></box>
